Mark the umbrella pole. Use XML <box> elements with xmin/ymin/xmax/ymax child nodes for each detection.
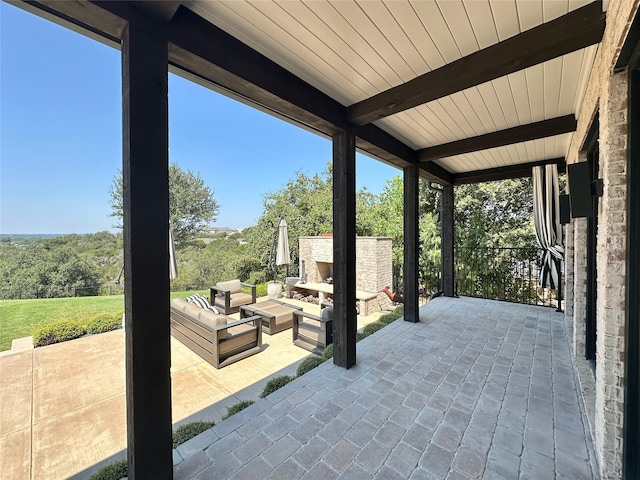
<box><xmin>271</xmin><ymin>221</ymin><xmax>279</xmax><ymax>282</ymax></box>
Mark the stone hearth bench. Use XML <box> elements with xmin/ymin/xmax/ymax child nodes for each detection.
<box><xmin>290</xmin><ymin>282</ymin><xmax>380</xmax><ymax>316</ymax></box>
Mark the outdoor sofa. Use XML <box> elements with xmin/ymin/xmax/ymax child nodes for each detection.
<box><xmin>170</xmin><ymin>297</ymin><xmax>262</xmax><ymax>369</ymax></box>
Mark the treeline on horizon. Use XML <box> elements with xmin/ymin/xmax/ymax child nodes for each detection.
<box><xmin>0</xmin><ymin>170</ymin><xmax>539</xmax><ymax>301</ymax></box>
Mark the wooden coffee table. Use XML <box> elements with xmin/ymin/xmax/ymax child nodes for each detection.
<box><xmin>240</xmin><ymin>300</ymin><xmax>303</xmax><ymax>335</ymax></box>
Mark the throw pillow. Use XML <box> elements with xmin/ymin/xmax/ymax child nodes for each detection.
<box><xmin>186</xmin><ymin>294</ymin><xmax>211</xmax><ymax>310</ymax></box>
<box><xmin>208</xmin><ymin>305</ymin><xmax>220</xmax><ymax>314</ymax></box>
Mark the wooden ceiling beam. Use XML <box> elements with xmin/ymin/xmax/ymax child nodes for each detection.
<box><xmin>418</xmin><ymin>115</ymin><xmax>576</xmax><ymax>162</ymax></box>
<box><xmin>347</xmin><ymin>1</ymin><xmax>605</xmax><ymax>126</ymax></box>
<box><xmin>452</xmin><ymin>158</ymin><xmax>566</xmax><ymax>185</ymax></box>
<box><xmin>420</xmin><ymin>162</ymin><xmax>453</xmax><ymax>186</ymax></box>
<box><xmin>15</xmin><ymin>0</ymin><xmax>126</xmax><ymax>45</ymax></box>
<box><xmin>130</xmin><ymin>1</ymin><xmax>181</xmax><ymax>24</ymax></box>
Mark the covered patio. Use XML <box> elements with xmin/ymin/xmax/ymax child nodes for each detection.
<box><xmin>7</xmin><ymin>0</ymin><xmax>639</xmax><ymax>478</ymax></box>
<box><xmin>172</xmin><ymin>296</ymin><xmax>596</xmax><ymax>479</ymax></box>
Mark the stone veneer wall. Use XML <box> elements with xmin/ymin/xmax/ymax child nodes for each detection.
<box><xmin>563</xmin><ymin>1</ymin><xmax>638</xmax><ymax>477</ymax></box>
<box><xmin>298</xmin><ymin>236</ymin><xmax>393</xmax><ymax>313</ymax></box>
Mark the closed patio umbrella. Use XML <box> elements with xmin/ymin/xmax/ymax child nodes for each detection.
<box><xmin>533</xmin><ymin>164</ymin><xmax>563</xmax><ymax>289</ymax></box>
<box><xmin>169</xmin><ymin>227</ymin><xmax>178</xmax><ymax>280</ymax></box>
<box><xmin>274</xmin><ymin>218</ymin><xmax>290</xmax><ymax>281</ymax></box>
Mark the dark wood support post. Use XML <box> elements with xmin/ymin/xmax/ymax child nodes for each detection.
<box><xmin>403</xmin><ymin>164</ymin><xmax>420</xmax><ymax>322</ymax></box>
<box><xmin>441</xmin><ymin>185</ymin><xmax>455</xmax><ymax>297</ymax></box>
<box><xmin>122</xmin><ymin>12</ymin><xmax>172</xmax><ymax>479</ymax></box>
<box><xmin>332</xmin><ymin>129</ymin><xmax>357</xmax><ymax>369</ymax></box>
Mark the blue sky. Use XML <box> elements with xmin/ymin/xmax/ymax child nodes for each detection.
<box><xmin>0</xmin><ymin>3</ymin><xmax>400</xmax><ymax>234</ymax></box>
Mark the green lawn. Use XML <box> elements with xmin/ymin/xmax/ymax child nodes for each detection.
<box><xmin>0</xmin><ymin>290</ymin><xmax>207</xmax><ymax>352</ymax></box>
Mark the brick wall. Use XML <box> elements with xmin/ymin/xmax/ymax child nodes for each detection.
<box><xmin>594</xmin><ymin>69</ymin><xmax>628</xmax><ymax>479</ymax></box>
<box><xmin>564</xmin><ymin>222</ymin><xmax>574</xmax><ymax>330</ymax></box>
<box><xmin>564</xmin><ymin>1</ymin><xmax>638</xmax><ymax>477</ymax></box>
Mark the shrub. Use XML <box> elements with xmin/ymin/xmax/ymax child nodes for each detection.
<box><xmin>89</xmin><ymin>459</ymin><xmax>127</xmax><ymax>480</ymax></box>
<box><xmin>222</xmin><ymin>400</ymin><xmax>255</xmax><ymax>420</ymax></box>
<box><xmin>172</xmin><ymin>420</ymin><xmax>215</xmax><ymax>448</ymax></box>
<box><xmin>321</xmin><ymin>343</ymin><xmax>333</xmax><ymax>360</ymax></box>
<box><xmin>255</xmin><ymin>282</ymin><xmax>269</xmax><ymax>298</ymax></box>
<box><xmin>363</xmin><ymin>321</ymin><xmax>386</xmax><ymax>336</ymax></box>
<box><xmin>86</xmin><ymin>313</ymin><xmax>123</xmax><ymax>335</ymax></box>
<box><xmin>260</xmin><ymin>375</ymin><xmax>296</xmax><ymax>398</ymax></box>
<box><xmin>378</xmin><ymin>313</ymin><xmax>400</xmax><ymax>325</ymax></box>
<box><xmin>296</xmin><ymin>356</ymin><xmax>325</xmax><ymax>376</ymax></box>
<box><xmin>33</xmin><ymin>320</ymin><xmax>86</xmax><ymax>347</ymax></box>
<box><xmin>356</xmin><ymin>332</ymin><xmax>367</xmax><ymax>342</ymax></box>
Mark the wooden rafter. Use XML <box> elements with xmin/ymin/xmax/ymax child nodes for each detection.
<box><xmin>418</xmin><ymin>115</ymin><xmax>577</xmax><ymax>162</ymax></box>
<box><xmin>347</xmin><ymin>1</ymin><xmax>605</xmax><ymax>126</ymax></box>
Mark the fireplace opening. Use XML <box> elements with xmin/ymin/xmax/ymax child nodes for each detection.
<box><xmin>317</xmin><ymin>262</ymin><xmax>334</xmax><ymax>284</ymax></box>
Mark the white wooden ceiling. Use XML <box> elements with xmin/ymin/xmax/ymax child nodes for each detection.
<box><xmin>185</xmin><ymin>0</ymin><xmax>603</xmax><ymax>174</ymax></box>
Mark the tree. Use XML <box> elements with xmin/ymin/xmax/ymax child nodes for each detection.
<box><xmin>0</xmin><ymin>238</ymin><xmax>102</xmax><ymax>299</ymax></box>
<box><xmin>109</xmin><ymin>163</ymin><xmax>219</xmax><ymax>245</ymax></box>
<box><xmin>453</xmin><ymin>178</ymin><xmax>538</xmax><ymax>301</ymax></box>
<box><xmin>454</xmin><ymin>178</ymin><xmax>536</xmax><ymax>249</ymax></box>
<box><xmin>244</xmin><ymin>164</ymin><xmax>382</xmax><ymax>282</ymax></box>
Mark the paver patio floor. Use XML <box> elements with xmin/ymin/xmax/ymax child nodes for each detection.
<box><xmin>173</xmin><ymin>296</ymin><xmax>599</xmax><ymax>479</ymax></box>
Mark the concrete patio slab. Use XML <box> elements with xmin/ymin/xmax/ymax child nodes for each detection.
<box><xmin>32</xmin><ymin>331</ymin><xmax>125</xmax><ymax>423</ymax></box>
<box><xmin>31</xmin><ymin>394</ymin><xmax>126</xmax><ymax>480</ymax></box>
<box><xmin>1</xmin><ymin>296</ymin><xmax>384</xmax><ymax>479</ymax></box>
<box><xmin>0</xmin><ymin>350</ymin><xmax>32</xmax><ymax>435</ymax></box>
<box><xmin>1</xmin><ymin>428</ymin><xmax>31</xmax><ymax>480</ymax></box>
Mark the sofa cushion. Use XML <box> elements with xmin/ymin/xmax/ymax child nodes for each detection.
<box><xmin>264</xmin><ymin>304</ymin><xmax>296</xmax><ymax>324</ymax></box>
<box><xmin>184</xmin><ymin>303</ymin><xmax>205</xmax><ymax>320</ymax></box>
<box><xmin>230</xmin><ymin>292</ymin><xmax>254</xmax><ymax>308</ymax></box>
<box><xmin>219</xmin><ymin>323</ymin><xmax>257</xmax><ymax>357</ymax></box>
<box><xmin>217</xmin><ymin>279</ymin><xmax>242</xmax><ymax>294</ymax></box>
<box><xmin>199</xmin><ymin>309</ymin><xmax>228</xmax><ymax>341</ymax></box>
<box><xmin>171</xmin><ymin>298</ymin><xmax>190</xmax><ymax>312</ymax></box>
<box><xmin>298</xmin><ymin>322</ymin><xmax>324</xmax><ymax>343</ymax></box>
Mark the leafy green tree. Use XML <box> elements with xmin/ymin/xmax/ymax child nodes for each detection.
<box><xmin>0</xmin><ymin>241</ymin><xmax>101</xmax><ymax>299</ymax></box>
<box><xmin>170</xmin><ymin>236</ymin><xmax>256</xmax><ymax>291</ymax></box>
<box><xmin>108</xmin><ymin>163</ymin><xmax>219</xmax><ymax>245</ymax></box>
<box><xmin>0</xmin><ymin>232</ymin><xmax>123</xmax><ymax>299</ymax></box>
<box><xmin>244</xmin><ymin>164</ymin><xmax>381</xmax><ymax>281</ymax></box>
<box><xmin>454</xmin><ymin>178</ymin><xmax>536</xmax><ymax>248</ymax></box>
<box><xmin>453</xmin><ymin>178</ymin><xmax>538</xmax><ymax>301</ymax></box>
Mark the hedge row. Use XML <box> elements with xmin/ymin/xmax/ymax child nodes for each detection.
<box><xmin>33</xmin><ymin>312</ymin><xmax>123</xmax><ymax>347</ymax></box>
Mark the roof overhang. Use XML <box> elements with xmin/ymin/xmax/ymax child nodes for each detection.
<box><xmin>11</xmin><ymin>0</ymin><xmax>606</xmax><ymax>186</ymax></box>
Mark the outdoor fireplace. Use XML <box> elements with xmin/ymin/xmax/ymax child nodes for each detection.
<box><xmin>296</xmin><ymin>236</ymin><xmax>393</xmax><ymax>315</ymax></box>
<box><xmin>317</xmin><ymin>262</ymin><xmax>334</xmax><ymax>283</ymax></box>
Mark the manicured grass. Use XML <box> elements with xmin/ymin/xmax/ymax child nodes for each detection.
<box><xmin>0</xmin><ymin>290</ymin><xmax>207</xmax><ymax>352</ymax></box>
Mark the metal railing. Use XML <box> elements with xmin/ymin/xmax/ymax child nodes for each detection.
<box><xmin>395</xmin><ymin>247</ymin><xmax>561</xmax><ymax>308</ymax></box>
<box><xmin>455</xmin><ymin>247</ymin><xmax>559</xmax><ymax>307</ymax></box>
